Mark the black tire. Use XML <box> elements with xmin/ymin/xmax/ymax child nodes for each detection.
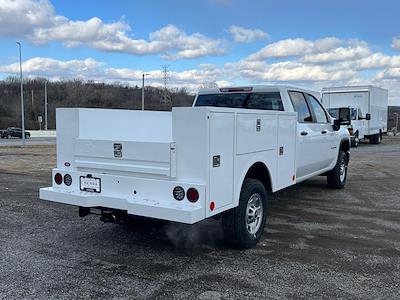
<box><xmin>370</xmin><ymin>133</ymin><xmax>381</xmax><ymax>144</ymax></box>
<box><xmin>327</xmin><ymin>150</ymin><xmax>348</xmax><ymax>189</ymax></box>
<box><xmin>222</xmin><ymin>178</ymin><xmax>268</xmax><ymax>249</ymax></box>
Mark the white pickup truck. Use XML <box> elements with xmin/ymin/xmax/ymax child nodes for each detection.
<box><xmin>40</xmin><ymin>85</ymin><xmax>350</xmax><ymax>248</ymax></box>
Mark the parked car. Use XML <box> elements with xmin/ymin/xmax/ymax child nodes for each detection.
<box><xmin>40</xmin><ymin>85</ymin><xmax>350</xmax><ymax>248</ymax></box>
<box><xmin>0</xmin><ymin>127</ymin><xmax>31</xmax><ymax>139</ymax></box>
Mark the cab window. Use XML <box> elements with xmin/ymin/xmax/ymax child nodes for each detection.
<box><xmin>289</xmin><ymin>91</ymin><xmax>312</xmax><ymax>122</ymax></box>
<box><xmin>306</xmin><ymin>94</ymin><xmax>329</xmax><ymax>123</ymax></box>
<box><xmin>246</xmin><ymin>92</ymin><xmax>284</xmax><ymax>111</ymax></box>
<box><xmin>195</xmin><ymin>92</ymin><xmax>284</xmax><ymax>111</ymax></box>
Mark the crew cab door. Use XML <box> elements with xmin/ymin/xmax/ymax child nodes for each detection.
<box><xmin>289</xmin><ymin>91</ymin><xmax>334</xmax><ymax>179</ymax></box>
<box><xmin>305</xmin><ymin>93</ymin><xmax>337</xmax><ymax>167</ymax></box>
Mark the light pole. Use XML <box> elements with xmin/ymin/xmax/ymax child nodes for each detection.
<box><xmin>141</xmin><ymin>73</ymin><xmax>150</xmax><ymax>111</ymax></box>
<box><xmin>44</xmin><ymin>80</ymin><xmax>48</xmax><ymax>130</ymax></box>
<box><xmin>17</xmin><ymin>42</ymin><xmax>25</xmax><ymax>146</ymax></box>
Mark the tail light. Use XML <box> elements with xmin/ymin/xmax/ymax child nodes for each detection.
<box><xmin>64</xmin><ymin>174</ymin><xmax>72</xmax><ymax>186</ymax></box>
<box><xmin>54</xmin><ymin>173</ymin><xmax>63</xmax><ymax>185</ymax></box>
<box><xmin>186</xmin><ymin>188</ymin><xmax>199</xmax><ymax>203</ymax></box>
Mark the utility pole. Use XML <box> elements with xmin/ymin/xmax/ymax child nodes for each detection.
<box><xmin>17</xmin><ymin>42</ymin><xmax>25</xmax><ymax>146</ymax></box>
<box><xmin>31</xmin><ymin>90</ymin><xmax>34</xmax><ymax>107</ymax></box>
<box><xmin>44</xmin><ymin>81</ymin><xmax>48</xmax><ymax>130</ymax></box>
<box><xmin>141</xmin><ymin>73</ymin><xmax>150</xmax><ymax>111</ymax></box>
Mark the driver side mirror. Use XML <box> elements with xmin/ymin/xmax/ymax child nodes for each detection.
<box><xmin>333</xmin><ymin>119</ymin><xmax>341</xmax><ymax>131</ymax></box>
<box><xmin>365</xmin><ymin>113</ymin><xmax>371</xmax><ymax>120</ymax></box>
<box><xmin>333</xmin><ymin>116</ymin><xmax>351</xmax><ymax>131</ymax></box>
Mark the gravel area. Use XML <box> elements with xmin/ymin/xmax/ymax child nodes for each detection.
<box><xmin>0</xmin><ymin>137</ymin><xmax>399</xmax><ymax>299</ymax></box>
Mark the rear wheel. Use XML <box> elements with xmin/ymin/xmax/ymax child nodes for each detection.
<box><xmin>370</xmin><ymin>133</ymin><xmax>381</xmax><ymax>144</ymax></box>
<box><xmin>327</xmin><ymin>150</ymin><xmax>348</xmax><ymax>189</ymax></box>
<box><xmin>222</xmin><ymin>178</ymin><xmax>268</xmax><ymax>249</ymax></box>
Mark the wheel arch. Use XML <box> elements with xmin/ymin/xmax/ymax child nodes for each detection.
<box><xmin>242</xmin><ymin>161</ymin><xmax>273</xmax><ymax>194</ymax></box>
<box><xmin>340</xmin><ymin>138</ymin><xmax>350</xmax><ymax>162</ymax></box>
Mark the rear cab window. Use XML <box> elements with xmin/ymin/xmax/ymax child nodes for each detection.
<box><xmin>195</xmin><ymin>92</ymin><xmax>284</xmax><ymax>111</ymax></box>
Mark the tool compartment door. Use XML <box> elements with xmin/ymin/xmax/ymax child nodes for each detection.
<box><xmin>208</xmin><ymin>112</ymin><xmax>235</xmax><ymax>215</ymax></box>
<box><xmin>276</xmin><ymin>115</ymin><xmax>297</xmax><ymax>190</ymax></box>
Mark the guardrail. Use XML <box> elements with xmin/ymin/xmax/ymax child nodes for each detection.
<box><xmin>29</xmin><ymin>130</ymin><xmax>56</xmax><ymax>137</ymax></box>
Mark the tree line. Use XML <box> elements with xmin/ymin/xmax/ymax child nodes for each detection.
<box><xmin>0</xmin><ymin>77</ymin><xmax>195</xmax><ymax>130</ymax></box>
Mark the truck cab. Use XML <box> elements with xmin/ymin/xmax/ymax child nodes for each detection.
<box><xmin>327</xmin><ymin>106</ymin><xmax>370</xmax><ymax>147</ymax></box>
<box><xmin>40</xmin><ymin>85</ymin><xmax>350</xmax><ymax>249</ymax></box>
<box><xmin>193</xmin><ymin>86</ymin><xmax>350</xmax><ymax>182</ymax></box>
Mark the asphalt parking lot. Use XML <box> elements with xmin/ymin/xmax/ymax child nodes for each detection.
<box><xmin>0</xmin><ymin>137</ymin><xmax>399</xmax><ymax>299</ymax></box>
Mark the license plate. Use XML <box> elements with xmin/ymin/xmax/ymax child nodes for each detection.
<box><xmin>80</xmin><ymin>176</ymin><xmax>101</xmax><ymax>193</ymax></box>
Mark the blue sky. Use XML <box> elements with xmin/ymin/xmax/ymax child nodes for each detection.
<box><xmin>0</xmin><ymin>0</ymin><xmax>400</xmax><ymax>104</ymax></box>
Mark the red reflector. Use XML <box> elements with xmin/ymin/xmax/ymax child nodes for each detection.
<box><xmin>210</xmin><ymin>201</ymin><xmax>215</xmax><ymax>211</ymax></box>
<box><xmin>186</xmin><ymin>188</ymin><xmax>199</xmax><ymax>203</ymax></box>
<box><xmin>54</xmin><ymin>173</ymin><xmax>63</xmax><ymax>185</ymax></box>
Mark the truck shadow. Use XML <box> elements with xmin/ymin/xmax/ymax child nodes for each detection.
<box><xmin>109</xmin><ymin>178</ymin><xmax>331</xmax><ymax>253</ymax></box>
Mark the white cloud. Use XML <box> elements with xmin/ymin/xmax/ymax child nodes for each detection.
<box><xmin>339</xmin><ymin>53</ymin><xmax>400</xmax><ymax>70</ymax></box>
<box><xmin>392</xmin><ymin>37</ymin><xmax>400</xmax><ymax>51</ymax></box>
<box><xmin>0</xmin><ymin>0</ymin><xmax>55</xmax><ymax>37</ymax></box>
<box><xmin>2</xmin><ymin>35</ymin><xmax>400</xmax><ymax>105</ymax></box>
<box><xmin>228</xmin><ymin>25</ymin><xmax>269</xmax><ymax>43</ymax></box>
<box><xmin>247</xmin><ymin>37</ymin><xmax>342</xmax><ymax>61</ymax></box>
<box><xmin>301</xmin><ymin>45</ymin><xmax>370</xmax><ymax>63</ymax></box>
<box><xmin>375</xmin><ymin>68</ymin><xmax>400</xmax><ymax>79</ymax></box>
<box><xmin>229</xmin><ymin>60</ymin><xmax>355</xmax><ymax>82</ymax></box>
<box><xmin>0</xmin><ymin>0</ymin><xmax>226</xmax><ymax>59</ymax></box>
<box><xmin>0</xmin><ymin>57</ymin><xmax>102</xmax><ymax>77</ymax></box>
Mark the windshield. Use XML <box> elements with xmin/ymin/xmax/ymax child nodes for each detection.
<box><xmin>350</xmin><ymin>108</ymin><xmax>357</xmax><ymax>120</ymax></box>
<box><xmin>328</xmin><ymin>108</ymin><xmax>339</xmax><ymax>119</ymax></box>
<box><xmin>329</xmin><ymin>108</ymin><xmax>357</xmax><ymax>120</ymax></box>
<box><xmin>195</xmin><ymin>92</ymin><xmax>284</xmax><ymax>111</ymax></box>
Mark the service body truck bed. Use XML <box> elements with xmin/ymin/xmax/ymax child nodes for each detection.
<box><xmin>322</xmin><ymin>85</ymin><xmax>388</xmax><ymax>146</ymax></box>
<box><xmin>40</xmin><ymin>85</ymin><xmax>350</xmax><ymax>248</ymax></box>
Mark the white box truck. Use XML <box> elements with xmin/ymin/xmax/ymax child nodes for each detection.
<box><xmin>322</xmin><ymin>85</ymin><xmax>388</xmax><ymax>147</ymax></box>
<box><xmin>40</xmin><ymin>86</ymin><xmax>350</xmax><ymax>248</ymax></box>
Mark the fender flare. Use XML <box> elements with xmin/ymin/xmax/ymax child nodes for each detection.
<box><xmin>234</xmin><ymin>158</ymin><xmax>274</xmax><ymax>208</ymax></box>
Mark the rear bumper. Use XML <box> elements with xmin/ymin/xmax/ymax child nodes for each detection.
<box><xmin>40</xmin><ymin>187</ymin><xmax>204</xmax><ymax>224</ymax></box>
<box><xmin>39</xmin><ymin>169</ymin><xmax>205</xmax><ymax>224</ymax></box>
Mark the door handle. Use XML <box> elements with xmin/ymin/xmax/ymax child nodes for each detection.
<box><xmin>300</xmin><ymin>131</ymin><xmax>308</xmax><ymax>136</ymax></box>
<box><xmin>321</xmin><ymin>130</ymin><xmax>327</xmax><ymax>134</ymax></box>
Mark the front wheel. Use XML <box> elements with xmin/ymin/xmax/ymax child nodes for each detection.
<box><xmin>222</xmin><ymin>178</ymin><xmax>268</xmax><ymax>249</ymax></box>
<box><xmin>327</xmin><ymin>150</ymin><xmax>348</xmax><ymax>189</ymax></box>
<box><xmin>350</xmin><ymin>132</ymin><xmax>359</xmax><ymax>147</ymax></box>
